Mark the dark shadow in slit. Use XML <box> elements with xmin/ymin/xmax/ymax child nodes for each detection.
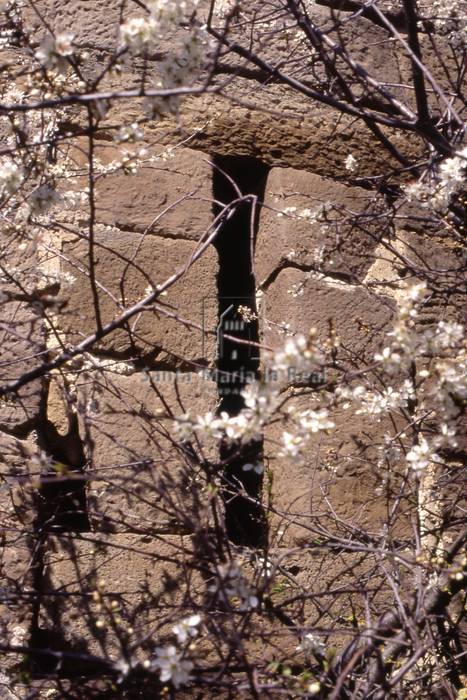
<box><xmin>212</xmin><ymin>155</ymin><xmax>270</xmax><ymax>548</ymax></box>
<box><xmin>36</xmin><ymin>412</ymin><xmax>90</xmax><ymax>533</ymax></box>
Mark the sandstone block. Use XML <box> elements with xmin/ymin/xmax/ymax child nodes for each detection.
<box><xmin>76</xmin><ymin>372</ymin><xmax>218</xmax><ymax>533</ymax></box>
<box><xmin>94</xmin><ymin>147</ymin><xmax>214</xmax><ymax>240</ymax></box>
<box><xmin>60</xmin><ymin>229</ymin><xmax>218</xmax><ymax>366</ymax></box>
<box><xmin>256</xmin><ymin>167</ymin><xmax>385</xmax><ymax>286</ymax></box>
<box><xmin>263</xmin><ymin>394</ymin><xmax>407</xmax><ymax>548</ymax></box>
<box><xmin>261</xmin><ymin>269</ymin><xmax>394</xmax><ymax>363</ymax></box>
<box><xmin>0</xmin><ymin>302</ymin><xmax>43</xmax><ymax>435</ymax></box>
<box><xmin>39</xmin><ymin>533</ymin><xmax>201</xmax><ymax>661</ymax></box>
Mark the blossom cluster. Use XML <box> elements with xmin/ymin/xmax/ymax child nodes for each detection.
<box><xmin>0</xmin><ymin>160</ymin><xmax>23</xmax><ymax>196</ymax></box>
<box><xmin>296</xmin><ymin>632</ymin><xmax>325</xmax><ymax>657</ymax></box>
<box><xmin>174</xmin><ymin>332</ymin><xmax>328</xmax><ymax>454</ymax></box>
<box><xmin>337</xmin><ymin>382</ymin><xmax>414</xmax><ymax>419</ymax></box>
<box><xmin>35</xmin><ymin>32</ymin><xmax>74</xmax><ymax>73</ymax></box>
<box><xmin>371</xmin><ymin>284</ymin><xmax>464</xmax><ymax>469</ymax></box>
<box><xmin>404</xmin><ymin>146</ymin><xmax>467</xmax><ymax>212</ymax></box>
<box><xmin>118</xmin><ymin>0</ymin><xmax>207</xmax><ymax>116</ymax></box>
<box><xmin>280</xmin><ymin>407</ymin><xmax>334</xmax><ymax>462</ymax></box>
<box><xmin>152</xmin><ymin>614</ymin><xmax>201</xmax><ymax>688</ymax></box>
<box><xmin>406</xmin><ymin>437</ymin><xmax>442</xmax><ymax>474</ymax></box>
<box><xmin>120</xmin><ymin>1</ymin><xmax>199</xmax><ymax>51</ymax></box>
<box><xmin>429</xmin><ymin>0</ymin><xmax>467</xmax><ymax>47</ymax></box>
<box><xmin>276</xmin><ymin>202</ymin><xmax>332</xmax><ymax>224</ymax></box>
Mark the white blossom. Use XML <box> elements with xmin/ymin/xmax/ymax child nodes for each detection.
<box><xmin>115</xmin><ymin>122</ymin><xmax>144</xmax><ymax>143</ymax></box>
<box><xmin>224</xmin><ymin>411</ymin><xmax>263</xmax><ymax>444</ymax></box>
<box><xmin>172</xmin><ymin>614</ymin><xmax>201</xmax><ymax>644</ymax></box>
<box><xmin>280</xmin><ymin>431</ymin><xmax>305</xmax><ymax>462</ymax></box>
<box><xmin>35</xmin><ymin>33</ymin><xmax>74</xmax><ymax>72</ymax></box>
<box><xmin>54</xmin><ymin>33</ymin><xmax>74</xmax><ymax>56</ymax></box>
<box><xmin>340</xmin><ymin>385</ymin><xmax>407</xmax><ymax>417</ymax></box>
<box><xmin>153</xmin><ymin>645</ymin><xmax>193</xmax><ymax>688</ymax></box>
<box><xmin>374</xmin><ymin>346</ymin><xmax>403</xmax><ymax>373</ymax></box>
<box><xmin>404</xmin><ymin>179</ymin><xmax>430</xmax><ymax>205</ymax></box>
<box><xmin>241</xmin><ymin>381</ymin><xmax>279</xmax><ymax>419</ymax></box>
<box><xmin>194</xmin><ymin>411</ymin><xmax>224</xmax><ymax>441</ymax></box>
<box><xmin>273</xmin><ymin>333</ymin><xmax>323</xmax><ymax>373</ymax></box>
<box><xmin>120</xmin><ymin>17</ymin><xmax>157</xmax><ymax>52</ymax></box>
<box><xmin>296</xmin><ymin>633</ymin><xmax>325</xmax><ymax>656</ymax></box>
<box><xmin>406</xmin><ymin>438</ymin><xmax>441</xmax><ymax>473</ymax></box>
<box><xmin>0</xmin><ymin>160</ymin><xmax>23</xmax><ymax>196</ymax></box>
<box><xmin>345</xmin><ymin>153</ymin><xmax>357</xmax><ymax>172</ymax></box>
<box><xmin>431</xmin><ymin>321</ymin><xmax>464</xmax><ymax>350</ymax></box>
<box><xmin>298</xmin><ymin>408</ymin><xmax>334</xmax><ymax>433</ymax></box>
<box><xmin>148</xmin><ymin>0</ymin><xmax>198</xmax><ymax>29</ymax></box>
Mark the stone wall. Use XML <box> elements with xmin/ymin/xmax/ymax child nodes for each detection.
<box><xmin>0</xmin><ymin>1</ymin><xmax>465</xmax><ymax>696</ymax></box>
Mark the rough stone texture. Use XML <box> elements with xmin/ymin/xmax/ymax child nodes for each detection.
<box><xmin>256</xmin><ymin>167</ymin><xmax>387</xmax><ymax>287</ymax></box>
<box><xmin>27</xmin><ymin>0</ymin><xmax>122</xmax><ymax>51</ymax></box>
<box><xmin>60</xmin><ymin>227</ymin><xmax>218</xmax><ymax>367</ymax></box>
<box><xmin>261</xmin><ymin>269</ymin><xmax>394</xmax><ymax>362</ymax></box>
<box><xmin>0</xmin><ymin>504</ymin><xmax>34</xmax><ymax>675</ymax></box>
<box><xmin>0</xmin><ymin>434</ymin><xmax>39</xmax><ymax>673</ymax></box>
<box><xmin>75</xmin><ymin>372</ymin><xmax>217</xmax><ymax>533</ymax></box>
<box><xmin>0</xmin><ymin>302</ymin><xmax>44</xmax><ymax>435</ymax></box>
<box><xmin>169</xmin><ymin>92</ymin><xmax>422</xmax><ymax>180</ymax></box>
<box><xmin>39</xmin><ymin>533</ymin><xmax>202</xmax><ymax>660</ymax></box>
<box><xmin>1</xmin><ymin>0</ymin><xmax>465</xmax><ymax>692</ymax></box>
<box><xmin>93</xmin><ymin>147</ymin><xmax>214</xmax><ymax>240</ymax></box>
<box><xmin>263</xmin><ymin>395</ymin><xmax>409</xmax><ymax>547</ymax></box>
<box><xmin>263</xmin><ymin>545</ymin><xmax>396</xmax><ymax>656</ymax></box>
<box><xmin>23</xmin><ymin>0</ymin><xmax>457</xmax><ymax>182</ymax></box>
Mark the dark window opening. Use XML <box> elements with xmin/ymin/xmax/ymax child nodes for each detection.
<box><xmin>212</xmin><ymin>155</ymin><xmax>270</xmax><ymax>547</ymax></box>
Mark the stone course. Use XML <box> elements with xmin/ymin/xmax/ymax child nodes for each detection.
<box><xmin>0</xmin><ymin>0</ymin><xmax>464</xmax><ymax>693</ymax></box>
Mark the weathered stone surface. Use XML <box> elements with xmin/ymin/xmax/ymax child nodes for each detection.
<box><xmin>27</xmin><ymin>0</ymin><xmax>122</xmax><ymax>51</ymax></box>
<box><xmin>262</xmin><ymin>546</ymin><xmax>395</xmax><ymax>655</ymax></box>
<box><xmin>0</xmin><ymin>434</ymin><xmax>39</xmax><ymax>673</ymax></box>
<box><xmin>40</xmin><ymin>533</ymin><xmax>201</xmax><ymax>659</ymax></box>
<box><xmin>259</xmin><ymin>270</ymin><xmax>400</xmax><ymax>545</ymax></box>
<box><xmin>26</xmin><ymin>0</ymin><xmax>456</xmax><ymax>184</ymax></box>
<box><xmin>0</xmin><ymin>432</ymin><xmax>37</xmax><ymax>525</ymax></box>
<box><xmin>60</xmin><ymin>227</ymin><xmax>218</xmax><ymax>366</ymax></box>
<box><xmin>261</xmin><ymin>269</ymin><xmax>394</xmax><ymax>362</ymax></box>
<box><xmin>0</xmin><ymin>302</ymin><xmax>43</xmax><ymax>435</ymax></box>
<box><xmin>93</xmin><ymin>147</ymin><xmax>214</xmax><ymax>240</ymax></box>
<box><xmin>0</xmin><ymin>529</ymin><xmax>33</xmax><ymax>674</ymax></box>
<box><xmin>263</xmin><ymin>396</ymin><xmax>409</xmax><ymax>548</ymax></box>
<box><xmin>169</xmin><ymin>91</ymin><xmax>422</xmax><ymax>180</ymax></box>
<box><xmin>75</xmin><ymin>371</ymin><xmax>217</xmax><ymax>533</ymax></box>
<box><xmin>256</xmin><ymin>167</ymin><xmax>386</xmax><ymax>287</ymax></box>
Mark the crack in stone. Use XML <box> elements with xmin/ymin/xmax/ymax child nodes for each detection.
<box><xmin>259</xmin><ymin>259</ymin><xmax>357</xmax><ymax>292</ymax></box>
